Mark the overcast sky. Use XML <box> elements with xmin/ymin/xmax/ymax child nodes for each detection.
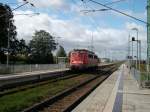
<box><xmin>1</xmin><ymin>0</ymin><xmax>147</xmax><ymax>60</ymax></box>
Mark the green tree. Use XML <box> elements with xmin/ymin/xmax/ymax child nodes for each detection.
<box><xmin>0</xmin><ymin>3</ymin><xmax>17</xmax><ymax>64</ymax></box>
<box><xmin>9</xmin><ymin>38</ymin><xmax>19</xmax><ymax>63</ymax></box>
<box><xmin>18</xmin><ymin>39</ymin><xmax>29</xmax><ymax>55</ymax></box>
<box><xmin>56</xmin><ymin>45</ymin><xmax>67</xmax><ymax>57</ymax></box>
<box><xmin>29</xmin><ymin>30</ymin><xmax>57</xmax><ymax>64</ymax></box>
<box><xmin>12</xmin><ymin>39</ymin><xmax>30</xmax><ymax>64</ymax></box>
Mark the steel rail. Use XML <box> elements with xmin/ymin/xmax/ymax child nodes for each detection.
<box><xmin>0</xmin><ymin>73</ymin><xmax>81</xmax><ymax>97</ymax></box>
<box><xmin>23</xmin><ymin>67</ymin><xmax>116</xmax><ymax>112</ymax></box>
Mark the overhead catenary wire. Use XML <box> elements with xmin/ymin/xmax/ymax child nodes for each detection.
<box><xmin>80</xmin><ymin>0</ymin><xmax>130</xmax><ymax>13</ymax></box>
<box><xmin>0</xmin><ymin>2</ymin><xmax>27</xmax><ymax>18</ymax></box>
<box><xmin>80</xmin><ymin>1</ymin><xmax>115</xmax><ymax>53</ymax></box>
<box><xmin>79</xmin><ymin>0</ymin><xmax>99</xmax><ymax>51</ymax></box>
<box><xmin>0</xmin><ymin>2</ymin><xmax>23</xmax><ymax>5</ymax></box>
<box><xmin>104</xmin><ymin>0</ymin><xmax>128</xmax><ymax>6</ymax></box>
<box><xmin>72</xmin><ymin>0</ymin><xmax>98</xmax><ymax>50</ymax></box>
<box><xmin>79</xmin><ymin>0</ymin><xmax>135</xmax><ymax>59</ymax></box>
<box><xmin>79</xmin><ymin>0</ymin><xmax>147</xmax><ymax>59</ymax></box>
<box><xmin>73</xmin><ymin>0</ymin><xmax>116</xmax><ymax>53</ymax></box>
<box><xmin>0</xmin><ymin>0</ymin><xmax>35</xmax><ymax>18</ymax></box>
<box><xmin>80</xmin><ymin>0</ymin><xmax>149</xmax><ymax>25</ymax></box>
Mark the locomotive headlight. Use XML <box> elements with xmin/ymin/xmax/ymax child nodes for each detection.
<box><xmin>80</xmin><ymin>61</ymin><xmax>83</xmax><ymax>64</ymax></box>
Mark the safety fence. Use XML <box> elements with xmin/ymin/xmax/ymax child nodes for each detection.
<box><xmin>0</xmin><ymin>64</ymin><xmax>67</xmax><ymax>74</ymax></box>
<box><xmin>131</xmin><ymin>67</ymin><xmax>150</xmax><ymax>88</ymax></box>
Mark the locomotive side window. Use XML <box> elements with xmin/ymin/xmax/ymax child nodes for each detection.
<box><xmin>94</xmin><ymin>55</ymin><xmax>98</xmax><ymax>59</ymax></box>
<box><xmin>88</xmin><ymin>54</ymin><xmax>93</xmax><ymax>58</ymax></box>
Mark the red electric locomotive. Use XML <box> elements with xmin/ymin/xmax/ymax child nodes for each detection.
<box><xmin>69</xmin><ymin>49</ymin><xmax>99</xmax><ymax>70</ymax></box>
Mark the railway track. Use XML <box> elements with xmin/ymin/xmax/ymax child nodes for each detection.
<box><xmin>23</xmin><ymin>67</ymin><xmax>116</xmax><ymax>112</ymax></box>
<box><xmin>0</xmin><ymin>64</ymin><xmax>116</xmax><ymax>92</ymax></box>
<box><xmin>0</xmin><ymin>63</ymin><xmax>119</xmax><ymax>92</ymax></box>
<box><xmin>0</xmin><ymin>73</ymin><xmax>99</xmax><ymax>112</ymax></box>
<box><xmin>0</xmin><ymin>64</ymin><xmax>119</xmax><ymax>112</ymax></box>
<box><xmin>0</xmin><ymin>65</ymin><xmax>118</xmax><ymax>97</ymax></box>
<box><xmin>0</xmin><ymin>72</ymin><xmax>88</xmax><ymax>97</ymax></box>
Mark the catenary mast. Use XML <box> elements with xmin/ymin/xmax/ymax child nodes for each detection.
<box><xmin>147</xmin><ymin>0</ymin><xmax>150</xmax><ymax>68</ymax></box>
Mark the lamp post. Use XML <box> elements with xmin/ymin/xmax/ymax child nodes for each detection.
<box><xmin>131</xmin><ymin>37</ymin><xmax>134</xmax><ymax>66</ymax></box>
<box><xmin>55</xmin><ymin>36</ymin><xmax>61</xmax><ymax>64</ymax></box>
<box><xmin>6</xmin><ymin>19</ymin><xmax>11</xmax><ymax>67</ymax></box>
<box><xmin>132</xmin><ymin>28</ymin><xmax>139</xmax><ymax>69</ymax></box>
<box><xmin>131</xmin><ymin>37</ymin><xmax>137</xmax><ymax>69</ymax></box>
<box><xmin>138</xmin><ymin>40</ymin><xmax>141</xmax><ymax>71</ymax></box>
<box><xmin>6</xmin><ymin>12</ymin><xmax>39</xmax><ymax>67</ymax></box>
<box><xmin>131</xmin><ymin>37</ymin><xmax>141</xmax><ymax>71</ymax></box>
<box><xmin>128</xmin><ymin>34</ymin><xmax>131</xmax><ymax>67</ymax></box>
<box><xmin>0</xmin><ymin>0</ymin><xmax>36</xmax><ymax>66</ymax></box>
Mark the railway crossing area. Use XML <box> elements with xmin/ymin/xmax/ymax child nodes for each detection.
<box><xmin>73</xmin><ymin>64</ymin><xmax>150</xmax><ymax>112</ymax></box>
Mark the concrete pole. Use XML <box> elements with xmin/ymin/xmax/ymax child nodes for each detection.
<box><xmin>136</xmin><ymin>40</ymin><xmax>138</xmax><ymax>69</ymax></box>
<box><xmin>137</xmin><ymin>30</ymin><xmax>139</xmax><ymax>70</ymax></box>
<box><xmin>6</xmin><ymin>20</ymin><xmax>10</xmax><ymax>67</ymax></box>
<box><xmin>91</xmin><ymin>31</ymin><xmax>94</xmax><ymax>52</ymax></box>
<box><xmin>132</xmin><ymin>28</ymin><xmax>139</xmax><ymax>69</ymax></box>
<box><xmin>55</xmin><ymin>36</ymin><xmax>61</xmax><ymax>64</ymax></box>
<box><xmin>147</xmin><ymin>0</ymin><xmax>150</xmax><ymax>79</ymax></box>
<box><xmin>132</xmin><ymin>40</ymin><xmax>133</xmax><ymax>66</ymax></box>
<box><xmin>136</xmin><ymin>29</ymin><xmax>140</xmax><ymax>69</ymax></box>
<box><xmin>139</xmin><ymin>40</ymin><xmax>141</xmax><ymax>71</ymax></box>
<box><xmin>134</xmin><ymin>29</ymin><xmax>139</xmax><ymax>70</ymax></box>
<box><xmin>128</xmin><ymin>34</ymin><xmax>130</xmax><ymax>67</ymax></box>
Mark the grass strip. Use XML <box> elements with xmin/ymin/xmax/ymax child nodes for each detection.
<box><xmin>0</xmin><ymin>74</ymin><xmax>94</xmax><ymax>112</ymax></box>
<box><xmin>0</xmin><ymin>73</ymin><xmax>80</xmax><ymax>97</ymax></box>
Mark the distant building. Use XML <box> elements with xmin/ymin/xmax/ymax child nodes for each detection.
<box><xmin>100</xmin><ymin>58</ymin><xmax>110</xmax><ymax>63</ymax></box>
<box><xmin>57</xmin><ymin>57</ymin><xmax>68</xmax><ymax>64</ymax></box>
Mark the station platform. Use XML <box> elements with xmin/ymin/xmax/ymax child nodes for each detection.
<box><xmin>0</xmin><ymin>68</ymin><xmax>69</xmax><ymax>79</ymax></box>
<box><xmin>0</xmin><ymin>68</ymin><xmax>69</xmax><ymax>89</ymax></box>
<box><xmin>72</xmin><ymin>64</ymin><xmax>150</xmax><ymax>112</ymax></box>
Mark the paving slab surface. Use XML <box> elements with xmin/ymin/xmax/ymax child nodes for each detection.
<box><xmin>122</xmin><ymin>66</ymin><xmax>150</xmax><ymax>112</ymax></box>
<box><xmin>72</xmin><ymin>67</ymin><xmax>120</xmax><ymax>112</ymax></box>
<box><xmin>72</xmin><ymin>64</ymin><xmax>150</xmax><ymax>112</ymax></box>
